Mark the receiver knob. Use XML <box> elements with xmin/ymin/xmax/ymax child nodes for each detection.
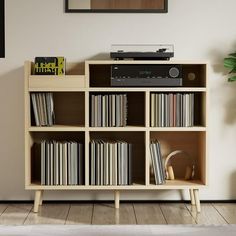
<box><xmin>169</xmin><ymin>67</ymin><xmax>180</xmax><ymax>78</ymax></box>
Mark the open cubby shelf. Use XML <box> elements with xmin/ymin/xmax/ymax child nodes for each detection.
<box><xmin>150</xmin><ymin>131</ymin><xmax>206</xmax><ymax>185</ymax></box>
<box><xmin>30</xmin><ymin>92</ymin><xmax>85</xmax><ymax>127</ymax></box>
<box><xmin>89</xmin><ymin>92</ymin><xmax>145</xmax><ymax>127</ymax></box>
<box><xmin>150</xmin><ymin>92</ymin><xmax>206</xmax><ymax>127</ymax></box>
<box><xmin>89</xmin><ymin>62</ymin><xmax>207</xmax><ymax>88</ymax></box>
<box><xmin>30</xmin><ymin>131</ymin><xmax>85</xmax><ymax>186</ymax></box>
<box><xmin>89</xmin><ymin>131</ymin><xmax>146</xmax><ymax>186</ymax></box>
<box><xmin>25</xmin><ymin>60</ymin><xmax>208</xmax><ymax>213</ymax></box>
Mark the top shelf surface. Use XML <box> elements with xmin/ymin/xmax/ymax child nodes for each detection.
<box><xmin>85</xmin><ymin>60</ymin><xmax>208</xmax><ymax>65</ymax></box>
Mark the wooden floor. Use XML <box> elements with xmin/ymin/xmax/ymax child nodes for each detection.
<box><xmin>0</xmin><ymin>203</ymin><xmax>234</xmax><ymax>225</ymax></box>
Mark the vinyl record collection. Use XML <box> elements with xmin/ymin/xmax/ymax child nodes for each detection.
<box><xmin>90</xmin><ymin>94</ymin><xmax>127</xmax><ymax>127</ymax></box>
<box><xmin>34</xmin><ymin>57</ymin><xmax>65</xmax><ymax>75</ymax></box>
<box><xmin>150</xmin><ymin>141</ymin><xmax>165</xmax><ymax>185</ymax></box>
<box><xmin>36</xmin><ymin>141</ymin><xmax>84</xmax><ymax>186</ymax></box>
<box><xmin>31</xmin><ymin>92</ymin><xmax>55</xmax><ymax>126</ymax></box>
<box><xmin>90</xmin><ymin>140</ymin><xmax>132</xmax><ymax>185</ymax></box>
<box><xmin>150</xmin><ymin>93</ymin><xmax>194</xmax><ymax>127</ymax></box>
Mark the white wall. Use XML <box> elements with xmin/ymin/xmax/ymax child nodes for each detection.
<box><xmin>1</xmin><ymin>0</ymin><xmax>236</xmax><ymax>201</ymax></box>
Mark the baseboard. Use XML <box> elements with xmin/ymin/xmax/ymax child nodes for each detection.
<box><xmin>0</xmin><ymin>200</ymin><xmax>236</xmax><ymax>204</ymax></box>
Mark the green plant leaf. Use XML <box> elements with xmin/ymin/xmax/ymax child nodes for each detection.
<box><xmin>229</xmin><ymin>52</ymin><xmax>236</xmax><ymax>58</ymax></box>
<box><xmin>229</xmin><ymin>68</ymin><xmax>236</xmax><ymax>73</ymax></box>
<box><xmin>228</xmin><ymin>75</ymin><xmax>236</xmax><ymax>82</ymax></box>
<box><xmin>224</xmin><ymin>57</ymin><xmax>236</xmax><ymax>68</ymax></box>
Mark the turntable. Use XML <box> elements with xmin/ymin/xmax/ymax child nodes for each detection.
<box><xmin>110</xmin><ymin>44</ymin><xmax>174</xmax><ymax>60</ymax></box>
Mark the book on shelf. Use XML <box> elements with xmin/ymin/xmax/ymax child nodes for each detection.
<box><xmin>90</xmin><ymin>140</ymin><xmax>132</xmax><ymax>186</ymax></box>
<box><xmin>34</xmin><ymin>141</ymin><xmax>84</xmax><ymax>186</ymax></box>
<box><xmin>150</xmin><ymin>93</ymin><xmax>194</xmax><ymax>127</ymax></box>
<box><xmin>90</xmin><ymin>94</ymin><xmax>127</xmax><ymax>127</ymax></box>
<box><xmin>150</xmin><ymin>141</ymin><xmax>165</xmax><ymax>185</ymax></box>
<box><xmin>31</xmin><ymin>92</ymin><xmax>55</xmax><ymax>126</ymax></box>
<box><xmin>34</xmin><ymin>57</ymin><xmax>65</xmax><ymax>75</ymax></box>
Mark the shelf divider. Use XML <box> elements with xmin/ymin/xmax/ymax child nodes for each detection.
<box><xmin>85</xmin><ymin>131</ymin><xmax>90</xmax><ymax>186</ymax></box>
<box><xmin>145</xmin><ymin>131</ymin><xmax>150</xmax><ymax>186</ymax></box>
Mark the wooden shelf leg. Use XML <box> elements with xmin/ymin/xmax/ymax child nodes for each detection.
<box><xmin>114</xmin><ymin>191</ymin><xmax>120</xmax><ymax>209</ymax></box>
<box><xmin>193</xmin><ymin>189</ymin><xmax>201</xmax><ymax>213</ymax></box>
<box><xmin>189</xmin><ymin>189</ymin><xmax>195</xmax><ymax>205</ymax></box>
<box><xmin>39</xmin><ymin>190</ymin><xmax>44</xmax><ymax>206</ymax></box>
<box><xmin>33</xmin><ymin>190</ymin><xmax>42</xmax><ymax>213</ymax></box>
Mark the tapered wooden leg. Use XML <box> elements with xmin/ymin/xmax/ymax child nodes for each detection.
<box><xmin>39</xmin><ymin>190</ymin><xmax>44</xmax><ymax>206</ymax></box>
<box><xmin>189</xmin><ymin>189</ymin><xmax>195</xmax><ymax>205</ymax></box>
<box><xmin>193</xmin><ymin>189</ymin><xmax>201</xmax><ymax>213</ymax></box>
<box><xmin>114</xmin><ymin>191</ymin><xmax>120</xmax><ymax>209</ymax></box>
<box><xmin>115</xmin><ymin>209</ymin><xmax>120</xmax><ymax>224</ymax></box>
<box><xmin>33</xmin><ymin>190</ymin><xmax>42</xmax><ymax>213</ymax></box>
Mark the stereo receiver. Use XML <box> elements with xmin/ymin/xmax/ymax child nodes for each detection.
<box><xmin>111</xmin><ymin>64</ymin><xmax>182</xmax><ymax>87</ymax></box>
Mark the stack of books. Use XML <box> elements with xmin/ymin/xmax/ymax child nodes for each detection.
<box><xmin>35</xmin><ymin>141</ymin><xmax>84</xmax><ymax>186</ymax></box>
<box><xmin>31</xmin><ymin>93</ymin><xmax>55</xmax><ymax>126</ymax></box>
<box><xmin>150</xmin><ymin>141</ymin><xmax>165</xmax><ymax>185</ymax></box>
<box><xmin>150</xmin><ymin>93</ymin><xmax>194</xmax><ymax>127</ymax></box>
<box><xmin>90</xmin><ymin>94</ymin><xmax>127</xmax><ymax>127</ymax></box>
<box><xmin>90</xmin><ymin>140</ymin><xmax>132</xmax><ymax>185</ymax></box>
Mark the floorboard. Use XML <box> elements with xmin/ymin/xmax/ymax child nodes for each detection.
<box><xmin>160</xmin><ymin>203</ymin><xmax>196</xmax><ymax>224</ymax></box>
<box><xmin>0</xmin><ymin>204</ymin><xmax>8</xmax><ymax>216</ymax></box>
<box><xmin>186</xmin><ymin>203</ymin><xmax>228</xmax><ymax>225</ymax></box>
<box><xmin>66</xmin><ymin>204</ymin><xmax>93</xmax><ymax>225</ymax></box>
<box><xmin>133</xmin><ymin>203</ymin><xmax>166</xmax><ymax>224</ymax></box>
<box><xmin>92</xmin><ymin>204</ymin><xmax>136</xmax><ymax>225</ymax></box>
<box><xmin>213</xmin><ymin>203</ymin><xmax>236</xmax><ymax>224</ymax></box>
<box><xmin>0</xmin><ymin>204</ymin><xmax>32</xmax><ymax>225</ymax></box>
<box><xmin>24</xmin><ymin>204</ymin><xmax>70</xmax><ymax>225</ymax></box>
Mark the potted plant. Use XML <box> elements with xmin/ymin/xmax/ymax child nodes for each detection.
<box><xmin>224</xmin><ymin>52</ymin><xmax>236</xmax><ymax>81</ymax></box>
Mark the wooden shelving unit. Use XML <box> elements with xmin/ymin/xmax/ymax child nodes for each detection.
<box><xmin>24</xmin><ymin>60</ymin><xmax>208</xmax><ymax>213</ymax></box>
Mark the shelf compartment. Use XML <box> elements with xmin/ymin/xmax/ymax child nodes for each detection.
<box><xmin>89</xmin><ymin>63</ymin><xmax>207</xmax><ymax>88</ymax></box>
<box><xmin>30</xmin><ymin>92</ymin><xmax>85</xmax><ymax>127</ymax></box>
<box><xmin>150</xmin><ymin>131</ymin><xmax>207</xmax><ymax>185</ymax></box>
<box><xmin>89</xmin><ymin>64</ymin><xmax>111</xmax><ymax>87</ymax></box>
<box><xmin>29</xmin><ymin>132</ymin><xmax>85</xmax><ymax>186</ymax></box>
<box><xmin>89</xmin><ymin>92</ymin><xmax>145</xmax><ymax>127</ymax></box>
<box><xmin>28</xmin><ymin>61</ymin><xmax>86</xmax><ymax>90</ymax></box>
<box><xmin>150</xmin><ymin>92</ymin><xmax>206</xmax><ymax>127</ymax></box>
<box><xmin>89</xmin><ymin>131</ymin><xmax>146</xmax><ymax>186</ymax></box>
<box><xmin>29</xmin><ymin>75</ymin><xmax>85</xmax><ymax>91</ymax></box>
<box><xmin>182</xmin><ymin>64</ymin><xmax>207</xmax><ymax>87</ymax></box>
